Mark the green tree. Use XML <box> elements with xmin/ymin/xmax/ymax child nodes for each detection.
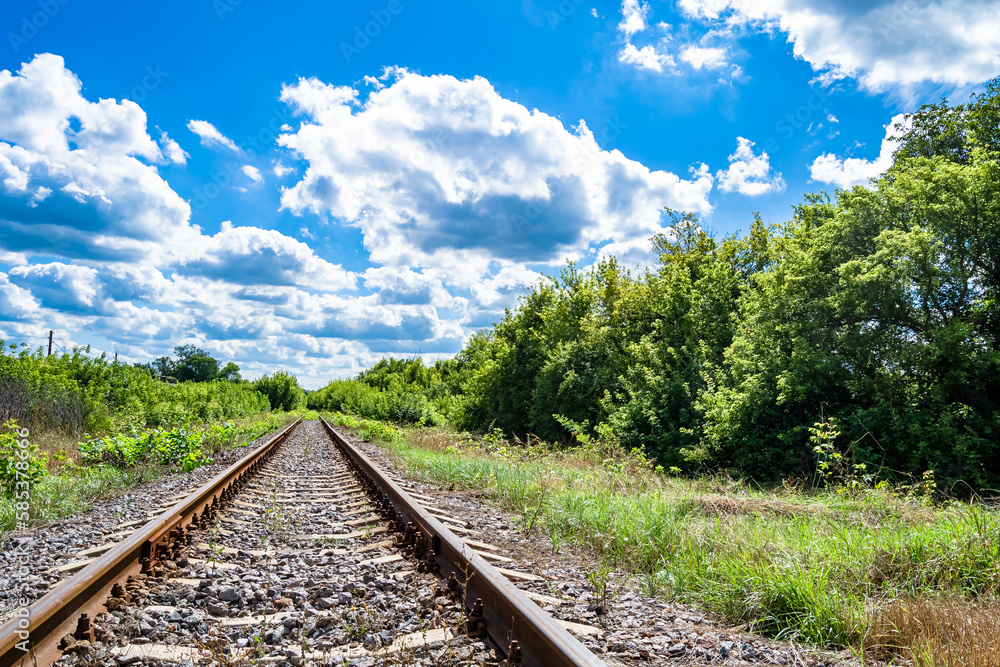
<box><xmin>253</xmin><ymin>371</ymin><xmax>306</xmax><ymax>411</ymax></box>
<box><xmin>699</xmin><ymin>85</ymin><xmax>1000</xmax><ymax>488</ymax></box>
<box><xmin>171</xmin><ymin>345</ymin><xmax>220</xmax><ymax>383</ymax></box>
<box><xmin>218</xmin><ymin>362</ymin><xmax>242</xmax><ymax>382</ymax></box>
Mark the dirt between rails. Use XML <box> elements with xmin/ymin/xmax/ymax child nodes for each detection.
<box><xmin>344</xmin><ymin>431</ymin><xmax>862</xmax><ymax>667</ymax></box>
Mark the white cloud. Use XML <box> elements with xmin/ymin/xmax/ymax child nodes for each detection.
<box><xmin>676</xmin><ymin>0</ymin><xmax>1000</xmax><ymax>92</ymax></box>
<box><xmin>273</xmin><ymin>162</ymin><xmax>294</xmax><ymax>177</ymax></box>
<box><xmin>618</xmin><ymin>0</ymin><xmax>650</xmax><ymax>37</ymax></box>
<box><xmin>809</xmin><ymin>113</ymin><xmax>908</xmax><ymax>189</ymax></box>
<box><xmin>9</xmin><ymin>263</ymin><xmax>101</xmax><ymax>312</ymax></box>
<box><xmin>242</xmin><ymin>165</ymin><xmax>263</xmax><ymax>183</ymax></box>
<box><xmin>615</xmin><ymin>0</ymin><xmax>677</xmax><ymax>73</ymax></box>
<box><xmin>615</xmin><ymin>1</ymin><xmax>742</xmax><ymax>76</ymax></box>
<box><xmin>594</xmin><ymin>236</ymin><xmax>662</xmax><ymax>273</ymax></box>
<box><xmin>0</xmin><ymin>54</ymin><xmax>198</xmax><ymax>263</ymax></box>
<box><xmin>0</xmin><ymin>273</ymin><xmax>40</xmax><ymax>322</ymax></box>
<box><xmin>187</xmin><ymin>119</ymin><xmax>241</xmax><ymax>152</ymax></box>
<box><xmin>618</xmin><ymin>43</ymin><xmax>676</xmax><ymax>72</ymax></box>
<box><xmin>0</xmin><ymin>55</ymin><xmax>489</xmax><ymax>385</ymax></box>
<box><xmin>176</xmin><ymin>221</ymin><xmax>356</xmax><ymax>290</ymax></box>
<box><xmin>716</xmin><ymin>137</ymin><xmax>785</xmax><ymax>196</ymax></box>
<box><xmin>468</xmin><ymin>265</ymin><xmax>543</xmax><ymax>309</ymax></box>
<box><xmin>278</xmin><ymin>70</ymin><xmax>714</xmax><ymax>284</ymax></box>
<box><xmin>679</xmin><ymin>45</ymin><xmax>729</xmax><ymax>70</ymax></box>
<box><xmin>158</xmin><ymin>130</ymin><xmax>188</xmax><ymax>165</ymax></box>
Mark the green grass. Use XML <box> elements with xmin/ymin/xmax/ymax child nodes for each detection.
<box><xmin>361</xmin><ymin>425</ymin><xmax>1000</xmax><ymax>652</ymax></box>
<box><xmin>0</xmin><ymin>411</ymin><xmax>298</xmax><ymax>534</ymax></box>
<box><xmin>0</xmin><ymin>463</ymin><xmax>162</xmax><ymax>531</ymax></box>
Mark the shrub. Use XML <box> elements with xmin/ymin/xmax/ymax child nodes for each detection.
<box><xmin>0</xmin><ymin>420</ymin><xmax>48</xmax><ymax>488</ymax></box>
<box><xmin>307</xmin><ymin>379</ymin><xmax>440</xmax><ymax>425</ymax></box>
<box><xmin>253</xmin><ymin>371</ymin><xmax>306</xmax><ymax>412</ymax></box>
<box><xmin>78</xmin><ymin>426</ymin><xmax>211</xmax><ymax>471</ymax></box>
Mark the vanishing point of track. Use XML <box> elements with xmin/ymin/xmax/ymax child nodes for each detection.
<box><xmin>0</xmin><ymin>417</ymin><xmax>607</xmax><ymax>667</ymax></box>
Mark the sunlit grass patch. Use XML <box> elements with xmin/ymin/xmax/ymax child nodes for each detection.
<box><xmin>364</xmin><ymin>423</ymin><xmax>1000</xmax><ymax>657</ymax></box>
<box><xmin>0</xmin><ymin>411</ymin><xmax>296</xmax><ymax>533</ymax></box>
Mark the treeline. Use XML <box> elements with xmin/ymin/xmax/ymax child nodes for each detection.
<box><xmin>307</xmin><ymin>358</ymin><xmax>461</xmax><ymax>425</ymax></box>
<box><xmin>0</xmin><ymin>343</ymin><xmax>306</xmax><ymax>435</ymax></box>
<box><xmin>315</xmin><ymin>81</ymin><xmax>1000</xmax><ymax>492</ymax></box>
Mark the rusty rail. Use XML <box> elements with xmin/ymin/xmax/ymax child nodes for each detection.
<box><xmin>0</xmin><ymin>418</ymin><xmax>301</xmax><ymax>667</ymax></box>
<box><xmin>319</xmin><ymin>416</ymin><xmax>608</xmax><ymax>667</ymax></box>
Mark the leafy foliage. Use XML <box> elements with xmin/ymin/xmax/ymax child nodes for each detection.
<box><xmin>0</xmin><ymin>344</ymin><xmax>270</xmax><ymax>435</ymax></box>
<box><xmin>151</xmin><ymin>345</ymin><xmax>243</xmax><ymax>383</ymax></box>
<box><xmin>78</xmin><ymin>427</ymin><xmax>210</xmax><ymax>470</ymax></box>
<box><xmin>308</xmin><ymin>357</ymin><xmax>464</xmax><ymax>425</ymax></box>
<box><xmin>350</xmin><ymin>81</ymin><xmax>1000</xmax><ymax>492</ymax></box>
<box><xmin>253</xmin><ymin>371</ymin><xmax>307</xmax><ymax>412</ymax></box>
<box><xmin>0</xmin><ymin>420</ymin><xmax>48</xmax><ymax>488</ymax></box>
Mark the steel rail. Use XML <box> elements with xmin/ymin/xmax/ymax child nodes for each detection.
<box><xmin>0</xmin><ymin>418</ymin><xmax>301</xmax><ymax>667</ymax></box>
<box><xmin>319</xmin><ymin>416</ymin><xmax>608</xmax><ymax>667</ymax></box>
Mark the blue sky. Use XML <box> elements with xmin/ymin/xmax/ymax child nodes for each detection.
<box><xmin>1</xmin><ymin>0</ymin><xmax>998</xmax><ymax>387</ymax></box>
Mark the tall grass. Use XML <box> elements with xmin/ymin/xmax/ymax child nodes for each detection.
<box><xmin>373</xmin><ymin>426</ymin><xmax>1000</xmax><ymax>657</ymax></box>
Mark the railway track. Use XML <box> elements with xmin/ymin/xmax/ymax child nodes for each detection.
<box><xmin>0</xmin><ymin>417</ymin><xmax>607</xmax><ymax>667</ymax></box>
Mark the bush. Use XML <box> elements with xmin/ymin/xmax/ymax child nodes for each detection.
<box><xmin>78</xmin><ymin>426</ymin><xmax>211</xmax><ymax>471</ymax></box>
<box><xmin>307</xmin><ymin>379</ymin><xmax>441</xmax><ymax>425</ymax></box>
<box><xmin>253</xmin><ymin>371</ymin><xmax>306</xmax><ymax>411</ymax></box>
<box><xmin>0</xmin><ymin>343</ymin><xmax>271</xmax><ymax>435</ymax></box>
<box><xmin>0</xmin><ymin>420</ymin><xmax>48</xmax><ymax>488</ymax></box>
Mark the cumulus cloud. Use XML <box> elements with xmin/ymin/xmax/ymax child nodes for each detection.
<box><xmin>615</xmin><ymin>1</ymin><xmax>739</xmax><ymax>76</ymax></box>
<box><xmin>619</xmin><ymin>43</ymin><xmax>676</xmax><ymax>72</ymax></box>
<box><xmin>618</xmin><ymin>0</ymin><xmax>650</xmax><ymax>37</ymax></box>
<box><xmin>187</xmin><ymin>119</ymin><xmax>241</xmax><ymax>152</ymax></box>
<box><xmin>0</xmin><ymin>273</ymin><xmax>40</xmax><ymax>322</ymax></box>
<box><xmin>615</xmin><ymin>1</ymin><xmax>679</xmax><ymax>73</ymax></box>
<box><xmin>0</xmin><ymin>259</ymin><xmax>461</xmax><ymax>385</ymax></box>
<box><xmin>272</xmin><ymin>162</ymin><xmax>294</xmax><ymax>177</ymax></box>
<box><xmin>8</xmin><ymin>263</ymin><xmax>101</xmax><ymax>313</ymax></box>
<box><xmin>675</xmin><ymin>0</ymin><xmax>1000</xmax><ymax>91</ymax></box>
<box><xmin>176</xmin><ymin>221</ymin><xmax>356</xmax><ymax>290</ymax></box>
<box><xmin>469</xmin><ymin>265</ymin><xmax>545</xmax><ymax>309</ymax></box>
<box><xmin>278</xmin><ymin>70</ymin><xmax>714</xmax><ymax>285</ymax></box>
<box><xmin>809</xmin><ymin>113</ymin><xmax>908</xmax><ymax>189</ymax></box>
<box><xmin>0</xmin><ymin>56</ymin><xmax>509</xmax><ymax>385</ymax></box>
<box><xmin>0</xmin><ymin>54</ymin><xmax>198</xmax><ymax>262</ymax></box>
<box><xmin>716</xmin><ymin>137</ymin><xmax>785</xmax><ymax>196</ymax></box>
<box><xmin>680</xmin><ymin>45</ymin><xmax>729</xmax><ymax>70</ymax></box>
<box><xmin>242</xmin><ymin>165</ymin><xmax>263</xmax><ymax>183</ymax></box>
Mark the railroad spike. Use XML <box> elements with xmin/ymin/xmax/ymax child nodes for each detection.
<box><xmin>110</xmin><ymin>582</ymin><xmax>129</xmax><ymax>602</ymax></box>
<box><xmin>72</xmin><ymin>613</ymin><xmax>94</xmax><ymax>642</ymax></box>
<box><xmin>466</xmin><ymin>598</ymin><xmax>487</xmax><ymax>639</ymax></box>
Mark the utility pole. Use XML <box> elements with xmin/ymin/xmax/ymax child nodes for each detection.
<box><xmin>114</xmin><ymin>352</ymin><xmax>118</xmax><ymax>363</ymax></box>
<box><xmin>48</xmin><ymin>330</ymin><xmax>53</xmax><ymax>356</ymax></box>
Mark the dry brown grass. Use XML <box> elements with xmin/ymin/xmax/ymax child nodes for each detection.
<box><xmin>864</xmin><ymin>597</ymin><xmax>1000</xmax><ymax>666</ymax></box>
<box><xmin>689</xmin><ymin>495</ymin><xmax>825</xmax><ymax>518</ymax></box>
<box><xmin>405</xmin><ymin>427</ymin><xmax>460</xmax><ymax>452</ymax></box>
